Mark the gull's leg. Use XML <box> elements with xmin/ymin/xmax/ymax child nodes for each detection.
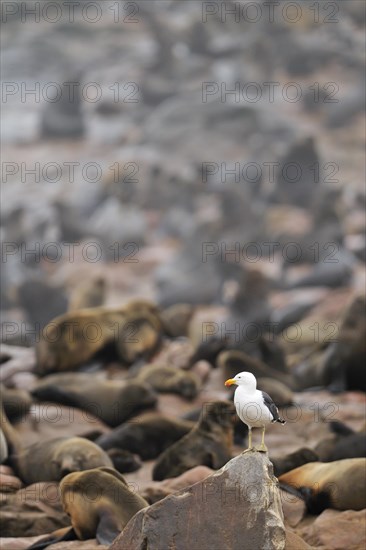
<box><xmin>243</xmin><ymin>427</ymin><xmax>254</xmax><ymax>453</ymax></box>
<box><xmin>256</xmin><ymin>426</ymin><xmax>268</xmax><ymax>453</ymax></box>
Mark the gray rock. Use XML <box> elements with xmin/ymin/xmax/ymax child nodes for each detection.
<box><xmin>110</xmin><ymin>451</ymin><xmax>286</xmax><ymax>550</ymax></box>
<box><xmin>40</xmin><ymin>77</ymin><xmax>85</xmax><ymax>140</ymax></box>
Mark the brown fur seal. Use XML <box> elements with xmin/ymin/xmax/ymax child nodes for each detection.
<box><xmin>315</xmin><ymin>421</ymin><xmax>366</xmax><ymax>461</ymax></box>
<box><xmin>161</xmin><ymin>303</ymin><xmax>195</xmax><ymax>337</ymax></box>
<box><xmin>1</xmin><ymin>384</ymin><xmax>32</xmax><ymax>422</ymax></box>
<box><xmin>113</xmin><ymin>298</ymin><xmax>163</xmax><ymax>365</ymax></box>
<box><xmin>68</xmin><ymin>276</ymin><xmax>106</xmax><ymax>311</ymax></box>
<box><xmin>218</xmin><ymin>349</ymin><xmax>296</xmax><ymax>389</ymax></box>
<box><xmin>323</xmin><ymin>294</ymin><xmax>366</xmax><ymax>392</ymax></box>
<box><xmin>189</xmin><ymin>335</ymin><xmax>229</xmax><ymax>367</ymax></box>
<box><xmin>116</xmin><ymin>311</ymin><xmax>162</xmax><ymax>364</ymax></box>
<box><xmin>257</xmin><ymin>378</ymin><xmax>294</xmax><ymax>407</ymax></box>
<box><xmin>36</xmin><ymin>307</ymin><xmax>125</xmax><ymax>374</ymax></box>
<box><xmin>31</xmin><ymin>372</ymin><xmax>157</xmax><ymax>426</ymax></box>
<box><xmin>133</xmin><ymin>364</ymin><xmax>201</xmax><ymax>400</ymax></box>
<box><xmin>28</xmin><ymin>466</ymin><xmax>148</xmax><ymax>549</ymax></box>
<box><xmin>36</xmin><ymin>299</ymin><xmax>163</xmax><ymax>374</ymax></box>
<box><xmin>0</xmin><ymin>397</ymin><xmax>22</xmax><ymax>459</ymax></box>
<box><xmin>1</xmin><ymin>398</ymin><xmax>113</xmax><ymax>484</ymax></box>
<box><xmin>152</xmin><ymin>400</ymin><xmax>235</xmax><ymax>481</ymax></box>
<box><xmin>279</xmin><ymin>458</ymin><xmax>366</xmax><ymax>513</ymax></box>
<box><xmin>14</xmin><ymin>436</ymin><xmax>113</xmax><ymax>484</ymax></box>
<box><xmin>96</xmin><ymin>412</ymin><xmax>194</xmax><ymax>460</ymax></box>
<box><xmin>61</xmin><ymin>467</ymin><xmax>148</xmax><ymax>544</ymax></box>
<box><xmin>272</xmin><ymin>448</ymin><xmax>319</xmax><ymax>477</ymax></box>
<box><xmin>105</xmin><ymin>448</ymin><xmax>142</xmax><ymax>473</ymax></box>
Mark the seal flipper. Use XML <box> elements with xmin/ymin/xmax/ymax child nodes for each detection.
<box><xmin>329</xmin><ymin>420</ymin><xmax>354</xmax><ymax>436</ymax></box>
<box><xmin>27</xmin><ymin>527</ymin><xmax>77</xmax><ymax>550</ymax></box>
<box><xmin>299</xmin><ymin>486</ymin><xmax>332</xmax><ymax>515</ymax></box>
<box><xmin>31</xmin><ymin>385</ymin><xmax>80</xmax><ymax>408</ymax></box>
<box><xmin>96</xmin><ymin>509</ymin><xmax>122</xmax><ymax>545</ymax></box>
<box><xmin>280</xmin><ymin>483</ymin><xmax>332</xmax><ymax>515</ymax></box>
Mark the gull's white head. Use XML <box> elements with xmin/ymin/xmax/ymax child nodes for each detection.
<box><xmin>224</xmin><ymin>371</ymin><xmax>257</xmax><ymax>391</ymax></box>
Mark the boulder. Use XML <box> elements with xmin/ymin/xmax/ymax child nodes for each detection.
<box><xmin>110</xmin><ymin>451</ymin><xmax>286</xmax><ymax>550</ymax></box>
<box><xmin>301</xmin><ymin>509</ymin><xmax>366</xmax><ymax>550</ymax></box>
<box><xmin>285</xmin><ymin>530</ymin><xmax>313</xmax><ymax>549</ymax></box>
<box><xmin>280</xmin><ymin>489</ymin><xmax>306</xmax><ymax>528</ymax></box>
<box><xmin>0</xmin><ymin>482</ymin><xmax>68</xmax><ymax>536</ymax></box>
<box><xmin>141</xmin><ymin>465</ymin><xmax>214</xmax><ymax>504</ymax></box>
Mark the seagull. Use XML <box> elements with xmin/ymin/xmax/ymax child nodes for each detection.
<box><xmin>225</xmin><ymin>371</ymin><xmax>286</xmax><ymax>452</ymax></box>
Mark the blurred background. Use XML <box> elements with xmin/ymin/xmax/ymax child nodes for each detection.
<box><xmin>1</xmin><ymin>0</ymin><xmax>365</xmax><ymax>344</ymax></box>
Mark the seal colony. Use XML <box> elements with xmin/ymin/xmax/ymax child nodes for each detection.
<box><xmin>225</xmin><ymin>371</ymin><xmax>286</xmax><ymax>452</ymax></box>
<box><xmin>1</xmin><ymin>296</ymin><xmax>365</xmax><ymax>549</ymax></box>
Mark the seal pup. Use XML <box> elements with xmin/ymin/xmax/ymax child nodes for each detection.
<box><xmin>27</xmin><ymin>467</ymin><xmax>148</xmax><ymax>549</ymax></box>
<box><xmin>272</xmin><ymin>448</ymin><xmax>319</xmax><ymax>477</ymax></box>
<box><xmin>31</xmin><ymin>372</ymin><xmax>157</xmax><ymax>426</ymax></box>
<box><xmin>1</xmin><ymin>398</ymin><xmax>112</xmax><ymax>484</ymax></box>
<box><xmin>106</xmin><ymin>448</ymin><xmax>142</xmax><ymax>473</ymax></box>
<box><xmin>152</xmin><ymin>400</ymin><xmax>235</xmax><ymax>481</ymax></box>
<box><xmin>219</xmin><ymin>349</ymin><xmax>296</xmax><ymax>389</ymax></box>
<box><xmin>189</xmin><ymin>335</ymin><xmax>229</xmax><ymax>368</ymax></box>
<box><xmin>60</xmin><ymin>467</ymin><xmax>148</xmax><ymax>543</ymax></box>
<box><xmin>315</xmin><ymin>421</ymin><xmax>366</xmax><ymax>461</ymax></box>
<box><xmin>96</xmin><ymin>412</ymin><xmax>194</xmax><ymax>460</ymax></box>
<box><xmin>323</xmin><ymin>294</ymin><xmax>366</xmax><ymax>392</ymax></box>
<box><xmin>36</xmin><ymin>298</ymin><xmax>163</xmax><ymax>374</ymax></box>
<box><xmin>0</xmin><ymin>397</ymin><xmax>22</xmax><ymax>459</ymax></box>
<box><xmin>275</xmin><ymin>136</ymin><xmax>319</xmax><ymax>208</ymax></box>
<box><xmin>0</xmin><ymin>385</ymin><xmax>32</xmax><ymax>422</ymax></box>
<box><xmin>68</xmin><ymin>276</ymin><xmax>106</xmax><ymax>311</ymax></box>
<box><xmin>133</xmin><ymin>364</ymin><xmax>200</xmax><ymax>400</ymax></box>
<box><xmin>161</xmin><ymin>303</ymin><xmax>195</xmax><ymax>337</ymax></box>
<box><xmin>14</xmin><ymin>436</ymin><xmax>113</xmax><ymax>484</ymax></box>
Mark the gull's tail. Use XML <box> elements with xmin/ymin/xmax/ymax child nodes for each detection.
<box><xmin>272</xmin><ymin>417</ymin><xmax>286</xmax><ymax>425</ymax></box>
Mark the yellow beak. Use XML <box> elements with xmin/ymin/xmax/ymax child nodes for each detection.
<box><xmin>224</xmin><ymin>378</ymin><xmax>236</xmax><ymax>387</ymax></box>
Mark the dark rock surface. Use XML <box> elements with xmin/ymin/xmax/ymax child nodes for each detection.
<box><xmin>110</xmin><ymin>452</ymin><xmax>286</xmax><ymax>550</ymax></box>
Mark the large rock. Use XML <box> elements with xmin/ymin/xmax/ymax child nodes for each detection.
<box><xmin>300</xmin><ymin>509</ymin><xmax>366</xmax><ymax>550</ymax></box>
<box><xmin>110</xmin><ymin>451</ymin><xmax>286</xmax><ymax>550</ymax></box>
<box><xmin>0</xmin><ymin>482</ymin><xmax>68</xmax><ymax>536</ymax></box>
<box><xmin>284</xmin><ymin>530</ymin><xmax>313</xmax><ymax>550</ymax></box>
<box><xmin>141</xmin><ymin>466</ymin><xmax>214</xmax><ymax>504</ymax></box>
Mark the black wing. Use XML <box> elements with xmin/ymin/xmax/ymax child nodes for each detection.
<box><xmin>261</xmin><ymin>392</ymin><xmax>286</xmax><ymax>424</ymax></box>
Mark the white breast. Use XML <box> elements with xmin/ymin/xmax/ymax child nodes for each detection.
<box><xmin>234</xmin><ymin>386</ymin><xmax>273</xmax><ymax>428</ymax></box>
